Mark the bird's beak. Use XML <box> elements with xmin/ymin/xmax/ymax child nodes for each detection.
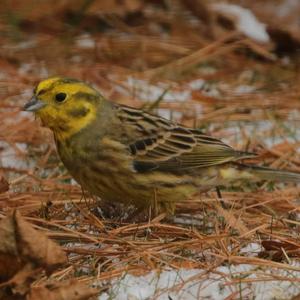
<box><xmin>23</xmin><ymin>96</ymin><xmax>46</xmax><ymax>112</ymax></box>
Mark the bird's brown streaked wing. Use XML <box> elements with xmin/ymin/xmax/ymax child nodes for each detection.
<box><xmin>116</xmin><ymin>105</ymin><xmax>255</xmax><ymax>172</ymax></box>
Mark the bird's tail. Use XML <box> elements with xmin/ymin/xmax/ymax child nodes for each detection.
<box><xmin>220</xmin><ymin>163</ymin><xmax>300</xmax><ymax>183</ymax></box>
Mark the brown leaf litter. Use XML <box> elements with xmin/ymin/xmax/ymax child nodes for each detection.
<box><xmin>0</xmin><ymin>1</ymin><xmax>300</xmax><ymax>298</ymax></box>
<box><xmin>0</xmin><ymin>211</ymin><xmax>98</xmax><ymax>300</ymax></box>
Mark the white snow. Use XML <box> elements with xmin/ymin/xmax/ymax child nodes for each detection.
<box><xmin>234</xmin><ymin>84</ymin><xmax>256</xmax><ymax>95</ymax></box>
<box><xmin>240</xmin><ymin>243</ymin><xmax>262</xmax><ymax>257</ymax></box>
<box><xmin>0</xmin><ymin>141</ymin><xmax>33</xmax><ymax>171</ymax></box>
<box><xmin>122</xmin><ymin>77</ymin><xmax>207</xmax><ymax>121</ymax></box>
<box><xmin>218</xmin><ymin>119</ymin><xmax>300</xmax><ymax>152</ymax></box>
<box><xmin>18</xmin><ymin>62</ymin><xmax>49</xmax><ymax>78</ymax></box>
<box><xmin>126</xmin><ymin>77</ymin><xmax>191</xmax><ymax>103</ymax></box>
<box><xmin>99</xmin><ymin>261</ymin><xmax>300</xmax><ymax>300</ymax></box>
<box><xmin>187</xmin><ymin>79</ymin><xmax>206</xmax><ymax>91</ymax></box>
<box><xmin>211</xmin><ymin>3</ymin><xmax>270</xmax><ymax>43</ymax></box>
<box><xmin>76</xmin><ymin>34</ymin><xmax>96</xmax><ymax>49</ymax></box>
<box><xmin>277</xmin><ymin>0</ymin><xmax>299</xmax><ymax>17</ymax></box>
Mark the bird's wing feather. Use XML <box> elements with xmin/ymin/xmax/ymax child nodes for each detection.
<box><xmin>116</xmin><ymin>105</ymin><xmax>254</xmax><ymax>172</ymax></box>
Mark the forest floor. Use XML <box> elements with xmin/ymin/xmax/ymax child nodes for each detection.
<box><xmin>1</xmin><ymin>1</ymin><xmax>300</xmax><ymax>299</ymax></box>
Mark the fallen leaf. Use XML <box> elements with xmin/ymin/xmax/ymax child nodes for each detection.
<box><xmin>10</xmin><ymin>265</ymin><xmax>41</xmax><ymax>296</ymax></box>
<box><xmin>0</xmin><ymin>213</ymin><xmax>22</xmax><ymax>282</ymax></box>
<box><xmin>13</xmin><ymin>211</ymin><xmax>67</xmax><ymax>273</ymax></box>
<box><xmin>27</xmin><ymin>280</ymin><xmax>98</xmax><ymax>300</ymax></box>
<box><xmin>0</xmin><ymin>175</ymin><xmax>9</xmax><ymax>193</ymax></box>
<box><xmin>259</xmin><ymin>240</ymin><xmax>300</xmax><ymax>261</ymax></box>
<box><xmin>262</xmin><ymin>240</ymin><xmax>299</xmax><ymax>251</ymax></box>
<box><xmin>0</xmin><ymin>210</ymin><xmax>67</xmax><ymax>287</ymax></box>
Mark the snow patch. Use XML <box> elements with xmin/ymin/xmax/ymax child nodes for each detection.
<box><xmin>0</xmin><ymin>141</ymin><xmax>33</xmax><ymax>170</ymax></box>
<box><xmin>99</xmin><ymin>262</ymin><xmax>300</xmax><ymax>300</ymax></box>
<box><xmin>126</xmin><ymin>78</ymin><xmax>190</xmax><ymax>103</ymax></box>
<box><xmin>234</xmin><ymin>85</ymin><xmax>256</xmax><ymax>95</ymax></box>
<box><xmin>188</xmin><ymin>79</ymin><xmax>206</xmax><ymax>91</ymax></box>
<box><xmin>212</xmin><ymin>3</ymin><xmax>270</xmax><ymax>43</ymax></box>
<box><xmin>277</xmin><ymin>0</ymin><xmax>299</xmax><ymax>17</ymax></box>
<box><xmin>76</xmin><ymin>34</ymin><xmax>95</xmax><ymax>49</ymax></box>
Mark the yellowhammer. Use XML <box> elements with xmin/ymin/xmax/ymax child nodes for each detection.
<box><xmin>24</xmin><ymin>77</ymin><xmax>300</xmax><ymax>215</ymax></box>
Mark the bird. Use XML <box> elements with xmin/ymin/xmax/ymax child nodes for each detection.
<box><xmin>23</xmin><ymin>77</ymin><xmax>300</xmax><ymax>216</ymax></box>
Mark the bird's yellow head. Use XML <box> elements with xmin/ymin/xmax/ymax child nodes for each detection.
<box><xmin>24</xmin><ymin>77</ymin><xmax>99</xmax><ymax>140</ymax></box>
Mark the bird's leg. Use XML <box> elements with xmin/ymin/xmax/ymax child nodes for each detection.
<box><xmin>215</xmin><ymin>186</ymin><xmax>227</xmax><ymax>230</ymax></box>
<box><xmin>216</xmin><ymin>186</ymin><xmax>227</xmax><ymax>209</ymax></box>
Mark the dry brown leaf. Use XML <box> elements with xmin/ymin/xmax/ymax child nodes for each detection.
<box><xmin>291</xmin><ymin>293</ymin><xmax>300</xmax><ymax>300</ymax></box>
<box><xmin>0</xmin><ymin>253</ymin><xmax>24</xmax><ymax>284</ymax></box>
<box><xmin>262</xmin><ymin>240</ymin><xmax>300</xmax><ymax>252</ymax></box>
<box><xmin>0</xmin><ymin>213</ymin><xmax>23</xmax><ymax>282</ymax></box>
<box><xmin>259</xmin><ymin>240</ymin><xmax>300</xmax><ymax>262</ymax></box>
<box><xmin>0</xmin><ymin>175</ymin><xmax>9</xmax><ymax>193</ymax></box>
<box><xmin>9</xmin><ymin>265</ymin><xmax>40</xmax><ymax>296</ymax></box>
<box><xmin>27</xmin><ymin>280</ymin><xmax>98</xmax><ymax>300</ymax></box>
<box><xmin>13</xmin><ymin>210</ymin><xmax>67</xmax><ymax>272</ymax></box>
<box><xmin>0</xmin><ymin>210</ymin><xmax>67</xmax><ymax>283</ymax></box>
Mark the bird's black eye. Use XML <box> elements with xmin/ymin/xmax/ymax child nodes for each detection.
<box><xmin>55</xmin><ymin>93</ymin><xmax>67</xmax><ymax>103</ymax></box>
